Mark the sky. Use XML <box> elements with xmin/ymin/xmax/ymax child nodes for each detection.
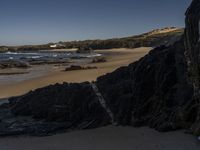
<box><xmin>0</xmin><ymin>0</ymin><xmax>192</xmax><ymax>46</ymax></box>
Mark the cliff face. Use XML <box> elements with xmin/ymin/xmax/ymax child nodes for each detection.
<box><xmin>185</xmin><ymin>0</ymin><xmax>200</xmax><ymax>67</ymax></box>
<box><xmin>97</xmin><ymin>41</ymin><xmax>194</xmax><ymax>132</ymax></box>
<box><xmin>185</xmin><ymin>0</ymin><xmax>200</xmax><ymax>86</ymax></box>
<box><xmin>185</xmin><ymin>0</ymin><xmax>200</xmax><ymax>135</ymax></box>
<box><xmin>0</xmin><ymin>0</ymin><xmax>199</xmax><ymax>137</ymax></box>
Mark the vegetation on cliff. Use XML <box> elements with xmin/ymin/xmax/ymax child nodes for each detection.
<box><xmin>0</xmin><ymin>27</ymin><xmax>183</xmax><ymax>52</ymax></box>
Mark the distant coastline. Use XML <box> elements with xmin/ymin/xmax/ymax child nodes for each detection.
<box><xmin>0</xmin><ymin>27</ymin><xmax>183</xmax><ymax>52</ymax></box>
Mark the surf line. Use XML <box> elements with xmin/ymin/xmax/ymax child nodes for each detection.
<box><xmin>90</xmin><ymin>82</ymin><xmax>117</xmax><ymax>125</ymax></box>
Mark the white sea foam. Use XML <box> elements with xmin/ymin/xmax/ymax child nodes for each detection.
<box><xmin>85</xmin><ymin>53</ymin><xmax>102</xmax><ymax>58</ymax></box>
<box><xmin>1</xmin><ymin>51</ymin><xmax>101</xmax><ymax>61</ymax></box>
<box><xmin>28</xmin><ymin>56</ymin><xmax>42</xmax><ymax>59</ymax></box>
<box><xmin>6</xmin><ymin>52</ymin><xmax>38</xmax><ymax>55</ymax></box>
<box><xmin>6</xmin><ymin>52</ymin><xmax>18</xmax><ymax>55</ymax></box>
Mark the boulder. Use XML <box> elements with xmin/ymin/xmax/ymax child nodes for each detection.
<box><xmin>185</xmin><ymin>0</ymin><xmax>200</xmax><ymax>135</ymax></box>
<box><xmin>96</xmin><ymin>42</ymin><xmax>194</xmax><ymax>130</ymax></box>
<box><xmin>1</xmin><ymin>82</ymin><xmax>110</xmax><ymax>136</ymax></box>
<box><xmin>65</xmin><ymin>65</ymin><xmax>97</xmax><ymax>71</ymax></box>
<box><xmin>0</xmin><ymin>60</ymin><xmax>30</xmax><ymax>69</ymax></box>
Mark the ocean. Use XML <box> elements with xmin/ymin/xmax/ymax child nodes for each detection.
<box><xmin>0</xmin><ymin>51</ymin><xmax>101</xmax><ymax>61</ymax></box>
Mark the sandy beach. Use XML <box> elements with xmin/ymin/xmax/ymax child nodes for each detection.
<box><xmin>0</xmin><ymin>48</ymin><xmax>199</xmax><ymax>150</ymax></box>
<box><xmin>0</xmin><ymin>126</ymin><xmax>199</xmax><ymax>150</ymax></box>
<box><xmin>0</xmin><ymin>47</ymin><xmax>151</xmax><ymax>98</ymax></box>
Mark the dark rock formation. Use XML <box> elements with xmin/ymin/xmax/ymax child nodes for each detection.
<box><xmin>76</xmin><ymin>46</ymin><xmax>93</xmax><ymax>54</ymax></box>
<box><xmin>0</xmin><ymin>83</ymin><xmax>110</xmax><ymax>136</ymax></box>
<box><xmin>97</xmin><ymin>42</ymin><xmax>194</xmax><ymax>131</ymax></box>
<box><xmin>0</xmin><ymin>0</ymin><xmax>199</xmax><ymax>137</ymax></box>
<box><xmin>0</xmin><ymin>60</ymin><xmax>30</xmax><ymax>69</ymax></box>
<box><xmin>65</xmin><ymin>65</ymin><xmax>97</xmax><ymax>71</ymax></box>
<box><xmin>91</xmin><ymin>57</ymin><xmax>107</xmax><ymax>63</ymax></box>
<box><xmin>185</xmin><ymin>0</ymin><xmax>200</xmax><ymax>135</ymax></box>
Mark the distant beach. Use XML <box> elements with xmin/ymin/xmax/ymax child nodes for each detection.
<box><xmin>0</xmin><ymin>47</ymin><xmax>151</xmax><ymax>98</ymax></box>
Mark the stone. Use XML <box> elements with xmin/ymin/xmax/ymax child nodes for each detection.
<box><xmin>0</xmin><ymin>60</ymin><xmax>30</xmax><ymax>69</ymax></box>
<box><xmin>0</xmin><ymin>82</ymin><xmax>110</xmax><ymax>136</ymax></box>
<box><xmin>65</xmin><ymin>65</ymin><xmax>97</xmax><ymax>71</ymax></box>
<box><xmin>185</xmin><ymin>0</ymin><xmax>200</xmax><ymax>136</ymax></box>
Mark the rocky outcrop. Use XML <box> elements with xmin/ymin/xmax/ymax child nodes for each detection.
<box><xmin>91</xmin><ymin>57</ymin><xmax>107</xmax><ymax>63</ymax></box>
<box><xmin>0</xmin><ymin>60</ymin><xmax>30</xmax><ymax>69</ymax></box>
<box><xmin>0</xmin><ymin>41</ymin><xmax>195</xmax><ymax>136</ymax></box>
<box><xmin>185</xmin><ymin>0</ymin><xmax>200</xmax><ymax>135</ymax></box>
<box><xmin>97</xmin><ymin>41</ymin><xmax>194</xmax><ymax>131</ymax></box>
<box><xmin>65</xmin><ymin>65</ymin><xmax>97</xmax><ymax>71</ymax></box>
<box><xmin>0</xmin><ymin>83</ymin><xmax>110</xmax><ymax>136</ymax></box>
<box><xmin>0</xmin><ymin>0</ymin><xmax>199</xmax><ymax>137</ymax></box>
<box><xmin>76</xmin><ymin>46</ymin><xmax>93</xmax><ymax>54</ymax></box>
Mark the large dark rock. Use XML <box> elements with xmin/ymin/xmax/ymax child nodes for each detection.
<box><xmin>0</xmin><ymin>60</ymin><xmax>30</xmax><ymax>69</ymax></box>
<box><xmin>185</xmin><ymin>0</ymin><xmax>200</xmax><ymax>135</ymax></box>
<box><xmin>97</xmin><ymin>42</ymin><xmax>194</xmax><ymax>131</ymax></box>
<box><xmin>0</xmin><ymin>82</ymin><xmax>110</xmax><ymax>136</ymax></box>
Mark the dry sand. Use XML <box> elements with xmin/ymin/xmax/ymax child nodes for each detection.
<box><xmin>0</xmin><ymin>47</ymin><xmax>151</xmax><ymax>98</ymax></box>
<box><xmin>0</xmin><ymin>126</ymin><xmax>199</xmax><ymax>150</ymax></box>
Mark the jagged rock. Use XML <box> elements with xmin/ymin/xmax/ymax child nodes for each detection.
<box><xmin>96</xmin><ymin>42</ymin><xmax>194</xmax><ymax>131</ymax></box>
<box><xmin>185</xmin><ymin>0</ymin><xmax>200</xmax><ymax>136</ymax></box>
<box><xmin>11</xmin><ymin>82</ymin><xmax>110</xmax><ymax>123</ymax></box>
<box><xmin>0</xmin><ymin>60</ymin><xmax>30</xmax><ymax>69</ymax></box>
<box><xmin>65</xmin><ymin>65</ymin><xmax>97</xmax><ymax>71</ymax></box>
<box><xmin>1</xmin><ymin>82</ymin><xmax>110</xmax><ymax>136</ymax></box>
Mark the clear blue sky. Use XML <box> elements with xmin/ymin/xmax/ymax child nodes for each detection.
<box><xmin>0</xmin><ymin>0</ymin><xmax>192</xmax><ymax>46</ymax></box>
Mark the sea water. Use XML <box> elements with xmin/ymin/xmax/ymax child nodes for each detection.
<box><xmin>0</xmin><ymin>51</ymin><xmax>101</xmax><ymax>61</ymax></box>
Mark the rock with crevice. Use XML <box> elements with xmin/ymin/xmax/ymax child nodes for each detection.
<box><xmin>0</xmin><ymin>82</ymin><xmax>110</xmax><ymax>136</ymax></box>
<box><xmin>96</xmin><ymin>42</ymin><xmax>194</xmax><ymax>131</ymax></box>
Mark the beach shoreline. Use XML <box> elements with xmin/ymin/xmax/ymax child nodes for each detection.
<box><xmin>0</xmin><ymin>47</ymin><xmax>152</xmax><ymax>99</ymax></box>
<box><xmin>0</xmin><ymin>49</ymin><xmax>199</xmax><ymax>150</ymax></box>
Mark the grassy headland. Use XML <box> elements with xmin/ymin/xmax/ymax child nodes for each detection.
<box><xmin>0</xmin><ymin>27</ymin><xmax>183</xmax><ymax>52</ymax></box>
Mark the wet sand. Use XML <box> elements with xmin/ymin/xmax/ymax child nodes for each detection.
<box><xmin>0</xmin><ymin>47</ymin><xmax>151</xmax><ymax>98</ymax></box>
<box><xmin>0</xmin><ymin>126</ymin><xmax>199</xmax><ymax>150</ymax></box>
